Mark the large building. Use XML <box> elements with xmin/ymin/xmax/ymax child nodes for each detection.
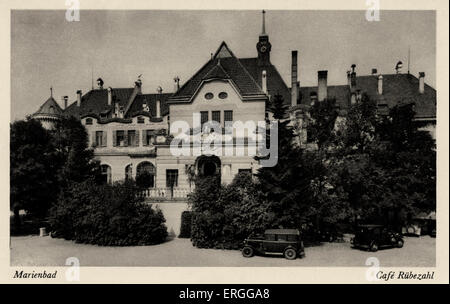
<box><xmin>32</xmin><ymin>11</ymin><xmax>436</xmax><ymax>200</ymax></box>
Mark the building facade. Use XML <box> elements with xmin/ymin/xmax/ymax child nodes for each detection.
<box><xmin>32</xmin><ymin>11</ymin><xmax>437</xmax><ymax>200</ymax></box>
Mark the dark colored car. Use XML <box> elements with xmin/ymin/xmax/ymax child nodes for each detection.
<box><xmin>241</xmin><ymin>229</ymin><xmax>305</xmax><ymax>260</ymax></box>
<box><xmin>351</xmin><ymin>225</ymin><xmax>404</xmax><ymax>252</ymax></box>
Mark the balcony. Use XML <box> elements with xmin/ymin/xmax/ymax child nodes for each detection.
<box><xmin>139</xmin><ymin>187</ymin><xmax>192</xmax><ymax>201</ymax></box>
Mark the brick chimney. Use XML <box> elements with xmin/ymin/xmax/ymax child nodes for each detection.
<box><xmin>318</xmin><ymin>70</ymin><xmax>328</xmax><ymax>101</ymax></box>
<box><xmin>156</xmin><ymin>100</ymin><xmax>161</xmax><ymax>118</ymax></box>
<box><xmin>62</xmin><ymin>96</ymin><xmax>68</xmax><ymax>109</ymax></box>
<box><xmin>350</xmin><ymin>64</ymin><xmax>356</xmax><ymax>88</ymax></box>
<box><xmin>173</xmin><ymin>76</ymin><xmax>180</xmax><ymax>93</ymax></box>
<box><xmin>377</xmin><ymin>75</ymin><xmax>383</xmax><ymax>95</ymax></box>
<box><xmin>262</xmin><ymin>70</ymin><xmax>267</xmax><ymax>94</ymax></box>
<box><xmin>419</xmin><ymin>72</ymin><xmax>425</xmax><ymax>94</ymax></box>
<box><xmin>107</xmin><ymin>87</ymin><xmax>112</xmax><ymax>106</ymax></box>
<box><xmin>76</xmin><ymin>90</ymin><xmax>82</xmax><ymax>107</ymax></box>
<box><xmin>291</xmin><ymin>50</ymin><xmax>298</xmax><ymax>106</ymax></box>
<box><xmin>347</xmin><ymin>71</ymin><xmax>351</xmax><ymax>87</ymax></box>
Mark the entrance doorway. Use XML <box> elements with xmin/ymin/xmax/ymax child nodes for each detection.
<box><xmin>196</xmin><ymin>155</ymin><xmax>221</xmax><ymax>178</ymax></box>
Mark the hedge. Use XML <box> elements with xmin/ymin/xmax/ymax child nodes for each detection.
<box><xmin>49</xmin><ymin>179</ymin><xmax>168</xmax><ymax>246</ymax></box>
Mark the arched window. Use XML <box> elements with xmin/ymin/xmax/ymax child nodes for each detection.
<box><xmin>136</xmin><ymin>161</ymin><xmax>156</xmax><ymax>188</ymax></box>
<box><xmin>125</xmin><ymin>164</ymin><xmax>133</xmax><ymax>180</ymax></box>
<box><xmin>49</xmin><ymin>106</ymin><xmax>55</xmax><ymax>114</ymax></box>
<box><xmin>100</xmin><ymin>164</ymin><xmax>111</xmax><ymax>184</ymax></box>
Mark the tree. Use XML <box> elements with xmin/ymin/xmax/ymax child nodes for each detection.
<box><xmin>52</xmin><ymin>116</ymin><xmax>100</xmax><ymax>186</ymax></box>
<box><xmin>340</xmin><ymin>93</ymin><xmax>378</xmax><ymax>153</ymax></box>
<box><xmin>307</xmin><ymin>98</ymin><xmax>339</xmax><ymax>150</ymax></box>
<box><xmin>256</xmin><ymin>94</ymin><xmax>323</xmax><ymax>228</ymax></box>
<box><xmin>10</xmin><ymin>119</ymin><xmax>60</xmax><ymax>223</ymax></box>
<box><xmin>323</xmin><ymin>102</ymin><xmax>436</xmax><ymax>228</ymax></box>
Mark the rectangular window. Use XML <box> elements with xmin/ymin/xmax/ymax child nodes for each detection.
<box><xmin>265</xmin><ymin>234</ymin><xmax>276</xmax><ymax>241</ymax></box>
<box><xmin>224</xmin><ymin>110</ymin><xmax>233</xmax><ymax>123</ymax></box>
<box><xmin>200</xmin><ymin>111</ymin><xmax>209</xmax><ymax>127</ymax></box>
<box><xmin>287</xmin><ymin>235</ymin><xmax>298</xmax><ymax>242</ymax></box>
<box><xmin>212</xmin><ymin>111</ymin><xmax>220</xmax><ymax>124</ymax></box>
<box><xmin>238</xmin><ymin>168</ymin><xmax>252</xmax><ymax>174</ymax></box>
<box><xmin>127</xmin><ymin>130</ymin><xmax>136</xmax><ymax>146</ymax></box>
<box><xmin>137</xmin><ymin>116</ymin><xmax>145</xmax><ymax>124</ymax></box>
<box><xmin>145</xmin><ymin>130</ymin><xmax>156</xmax><ymax>145</ymax></box>
<box><xmin>116</xmin><ymin>130</ymin><xmax>125</xmax><ymax>147</ymax></box>
<box><xmin>95</xmin><ymin>131</ymin><xmax>103</xmax><ymax>146</ymax></box>
<box><xmin>277</xmin><ymin>235</ymin><xmax>288</xmax><ymax>241</ymax></box>
<box><xmin>166</xmin><ymin>169</ymin><xmax>179</xmax><ymax>188</ymax></box>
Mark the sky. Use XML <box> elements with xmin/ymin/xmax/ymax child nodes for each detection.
<box><xmin>11</xmin><ymin>10</ymin><xmax>436</xmax><ymax>121</ymax></box>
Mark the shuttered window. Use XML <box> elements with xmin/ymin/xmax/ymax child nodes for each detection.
<box><xmin>95</xmin><ymin>131</ymin><xmax>103</xmax><ymax>147</ymax></box>
<box><xmin>116</xmin><ymin>130</ymin><xmax>125</xmax><ymax>147</ymax></box>
<box><xmin>143</xmin><ymin>130</ymin><xmax>156</xmax><ymax>146</ymax></box>
<box><xmin>127</xmin><ymin>130</ymin><xmax>136</xmax><ymax>146</ymax></box>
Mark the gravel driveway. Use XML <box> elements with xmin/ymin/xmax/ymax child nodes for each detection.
<box><xmin>10</xmin><ymin>235</ymin><xmax>435</xmax><ymax>267</ymax></box>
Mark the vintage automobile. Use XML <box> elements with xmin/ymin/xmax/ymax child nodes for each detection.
<box><xmin>241</xmin><ymin>229</ymin><xmax>305</xmax><ymax>260</ymax></box>
<box><xmin>351</xmin><ymin>224</ymin><xmax>404</xmax><ymax>252</ymax></box>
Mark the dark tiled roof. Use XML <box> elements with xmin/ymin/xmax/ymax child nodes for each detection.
<box><xmin>33</xmin><ymin>96</ymin><xmax>63</xmax><ymax>115</ymax></box>
<box><xmin>127</xmin><ymin>93</ymin><xmax>172</xmax><ymax>118</ymax></box>
<box><xmin>239</xmin><ymin>57</ymin><xmax>291</xmax><ymax>107</ymax></box>
<box><xmin>169</xmin><ymin>42</ymin><xmax>266</xmax><ymax>102</ymax></box>
<box><xmin>355</xmin><ymin>74</ymin><xmax>436</xmax><ymax>119</ymax></box>
<box><xmin>295</xmin><ymin>73</ymin><xmax>435</xmax><ymax>119</ymax></box>
<box><xmin>299</xmin><ymin>85</ymin><xmax>350</xmax><ymax>110</ymax></box>
<box><xmin>63</xmin><ymin>88</ymin><xmax>135</xmax><ymax>118</ymax></box>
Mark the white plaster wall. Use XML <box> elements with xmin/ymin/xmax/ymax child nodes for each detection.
<box><xmin>169</xmin><ymin>80</ymin><xmax>266</xmax><ymax>135</ymax></box>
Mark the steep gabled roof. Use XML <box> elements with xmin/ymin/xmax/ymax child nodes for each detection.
<box><xmin>168</xmin><ymin>42</ymin><xmax>267</xmax><ymax>103</ymax></box>
<box><xmin>33</xmin><ymin>96</ymin><xmax>63</xmax><ymax>116</ymax></box>
<box><xmin>239</xmin><ymin>57</ymin><xmax>291</xmax><ymax>107</ymax></box>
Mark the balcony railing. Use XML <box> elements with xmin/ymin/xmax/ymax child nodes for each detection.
<box><xmin>139</xmin><ymin>187</ymin><xmax>192</xmax><ymax>201</ymax></box>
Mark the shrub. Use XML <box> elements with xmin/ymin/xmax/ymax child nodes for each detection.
<box><xmin>190</xmin><ymin>172</ymin><xmax>270</xmax><ymax>249</ymax></box>
<box><xmin>49</xmin><ymin>179</ymin><xmax>168</xmax><ymax>246</ymax></box>
<box><xmin>179</xmin><ymin>211</ymin><xmax>193</xmax><ymax>238</ymax></box>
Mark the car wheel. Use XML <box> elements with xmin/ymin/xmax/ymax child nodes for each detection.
<box><xmin>369</xmin><ymin>242</ymin><xmax>378</xmax><ymax>252</ymax></box>
<box><xmin>397</xmin><ymin>239</ymin><xmax>404</xmax><ymax>248</ymax></box>
<box><xmin>284</xmin><ymin>248</ymin><xmax>297</xmax><ymax>260</ymax></box>
<box><xmin>242</xmin><ymin>246</ymin><xmax>254</xmax><ymax>258</ymax></box>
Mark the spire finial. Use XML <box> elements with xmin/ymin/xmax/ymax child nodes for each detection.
<box><xmin>262</xmin><ymin>10</ymin><xmax>266</xmax><ymax>35</ymax></box>
<box><xmin>50</xmin><ymin>86</ymin><xmax>53</xmax><ymax>97</ymax></box>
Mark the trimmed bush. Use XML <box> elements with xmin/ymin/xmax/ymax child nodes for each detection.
<box><xmin>179</xmin><ymin>211</ymin><xmax>193</xmax><ymax>238</ymax></box>
<box><xmin>49</xmin><ymin>179</ymin><xmax>168</xmax><ymax>246</ymax></box>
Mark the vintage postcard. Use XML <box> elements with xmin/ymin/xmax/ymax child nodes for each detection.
<box><xmin>1</xmin><ymin>0</ymin><xmax>448</xmax><ymax>286</ymax></box>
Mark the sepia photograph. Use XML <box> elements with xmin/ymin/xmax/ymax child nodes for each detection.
<box><xmin>2</xmin><ymin>0</ymin><xmax>448</xmax><ymax>286</ymax></box>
